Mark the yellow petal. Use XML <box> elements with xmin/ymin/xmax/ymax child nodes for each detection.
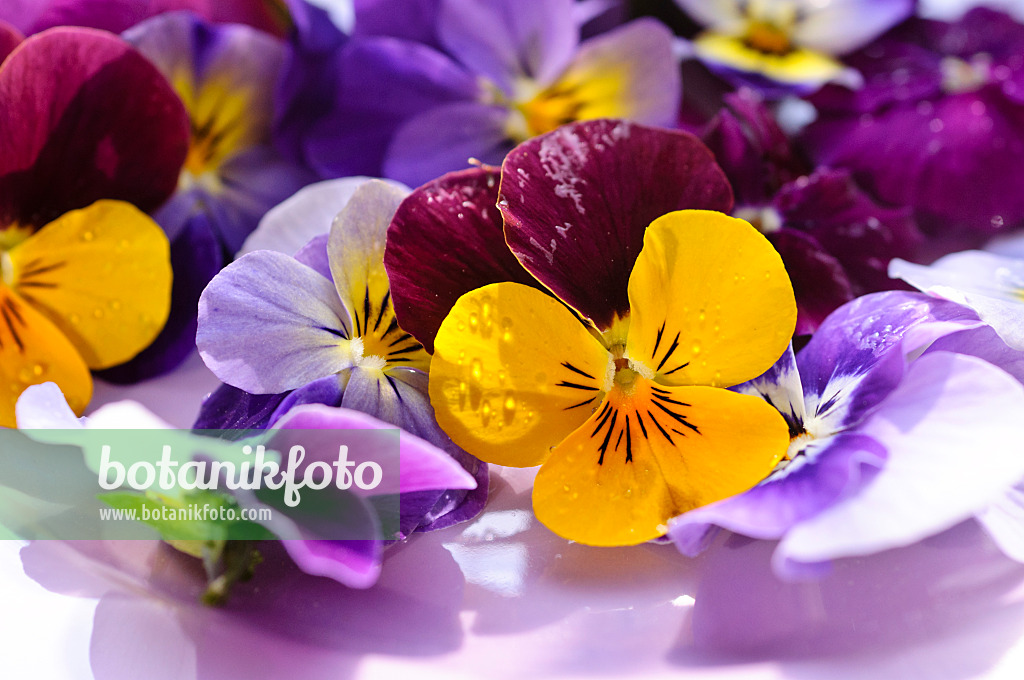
<box><xmin>0</xmin><ymin>287</ymin><xmax>92</xmax><ymax>427</ymax></box>
<box><xmin>429</xmin><ymin>282</ymin><xmax>612</xmax><ymax>467</ymax></box>
<box><xmin>7</xmin><ymin>200</ymin><xmax>172</xmax><ymax>369</ymax></box>
<box><xmin>693</xmin><ymin>33</ymin><xmax>845</xmax><ymax>86</ymax></box>
<box><xmin>533</xmin><ymin>376</ymin><xmax>788</xmax><ymax>546</ymax></box>
<box><xmin>328</xmin><ymin>181</ymin><xmax>430</xmax><ymax>373</ymax></box>
<box><xmin>626</xmin><ymin>210</ymin><xmax>795</xmax><ymax>387</ymax></box>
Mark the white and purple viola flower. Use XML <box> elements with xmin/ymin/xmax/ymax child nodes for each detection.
<box><xmin>670</xmin><ymin>290</ymin><xmax>1024</xmax><ymax>577</ymax></box>
<box><xmin>97</xmin><ymin>11</ymin><xmax>318</xmax><ymax>383</ymax></box>
<box><xmin>806</xmin><ymin>7</ymin><xmax>1024</xmax><ymax>244</ymax></box>
<box><xmin>277</xmin><ymin>0</ymin><xmax>680</xmax><ymax>187</ymax></box>
<box><xmin>890</xmin><ymin>236</ymin><xmax>1024</xmax><ymax>351</ymax></box>
<box><xmin>195</xmin><ymin>178</ymin><xmax>488</xmax><ymax>538</ymax></box>
<box><xmin>675</xmin><ymin>0</ymin><xmax>914</xmax><ymax>96</ymax></box>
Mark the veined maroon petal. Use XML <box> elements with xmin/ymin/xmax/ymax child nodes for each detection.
<box><xmin>385</xmin><ymin>166</ymin><xmax>542</xmax><ymax>353</ymax></box>
<box><xmin>499</xmin><ymin>119</ymin><xmax>733</xmax><ymax>329</ymax></box>
<box><xmin>0</xmin><ymin>20</ymin><xmax>23</xmax><ymax>62</ymax></box>
<box><xmin>0</xmin><ymin>27</ymin><xmax>189</xmax><ymax>231</ymax></box>
<box><xmin>770</xmin><ymin>229</ymin><xmax>855</xmax><ymax>336</ymax></box>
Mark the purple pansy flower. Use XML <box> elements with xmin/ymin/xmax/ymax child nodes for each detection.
<box><xmin>805</xmin><ymin>7</ymin><xmax>1024</xmax><ymax>242</ymax></box>
<box><xmin>670</xmin><ymin>291</ymin><xmax>1024</xmax><ymax>577</ymax></box>
<box><xmin>279</xmin><ymin>0</ymin><xmax>680</xmax><ymax>187</ymax></box>
<box><xmin>15</xmin><ymin>383</ymin><xmax>476</xmax><ymax>590</ymax></box>
<box><xmin>196</xmin><ymin>179</ymin><xmax>487</xmax><ymax>536</ymax></box>
<box><xmin>701</xmin><ymin>89</ymin><xmax>921</xmax><ymax>333</ymax></box>
<box><xmin>97</xmin><ymin>11</ymin><xmax>318</xmax><ymax>383</ymax></box>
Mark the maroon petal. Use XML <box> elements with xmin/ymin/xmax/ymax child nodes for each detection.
<box><xmin>385</xmin><ymin>166</ymin><xmax>542</xmax><ymax>353</ymax></box>
<box><xmin>775</xmin><ymin>168</ymin><xmax>922</xmax><ymax>295</ymax></box>
<box><xmin>0</xmin><ymin>20</ymin><xmax>23</xmax><ymax>62</ymax></box>
<box><xmin>770</xmin><ymin>229</ymin><xmax>855</xmax><ymax>336</ymax></box>
<box><xmin>0</xmin><ymin>27</ymin><xmax>189</xmax><ymax>231</ymax></box>
<box><xmin>499</xmin><ymin>119</ymin><xmax>733</xmax><ymax>330</ymax></box>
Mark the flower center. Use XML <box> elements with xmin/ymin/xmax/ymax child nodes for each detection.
<box><xmin>734</xmin><ymin>206</ymin><xmax>784</xmax><ymax>234</ymax></box>
<box><xmin>740</xmin><ymin>0</ymin><xmax>798</xmax><ymax>55</ymax></box>
<box><xmin>940</xmin><ymin>54</ymin><xmax>991</xmax><ymax>94</ymax></box>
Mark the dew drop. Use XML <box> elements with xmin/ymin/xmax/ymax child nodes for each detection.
<box><xmin>32</xmin><ymin>363</ymin><xmax>45</xmax><ymax>377</ymax></box>
<box><xmin>93</xmin><ymin>307</ymin><xmax>104</xmax><ymax>319</ymax></box>
<box><xmin>698</xmin><ymin>311</ymin><xmax>706</xmax><ymax>322</ymax></box>
<box><xmin>81</xmin><ymin>231</ymin><xmax>95</xmax><ymax>242</ymax></box>
<box><xmin>481</xmin><ymin>399</ymin><xmax>493</xmax><ymax>427</ymax></box>
<box><xmin>503</xmin><ymin>394</ymin><xmax>516</xmax><ymax>424</ymax></box>
<box><xmin>68</xmin><ymin>313</ymin><xmax>81</xmax><ymax>325</ymax></box>
<box><xmin>691</xmin><ymin>343</ymin><xmax>701</xmax><ymax>355</ymax></box>
<box><xmin>563</xmin><ymin>484</ymin><xmax>571</xmax><ymax>492</ymax></box>
<box><xmin>471</xmin><ymin>358</ymin><xmax>483</xmax><ymax>381</ymax></box>
<box><xmin>468</xmin><ymin>312</ymin><xmax>480</xmax><ymax>331</ymax></box>
<box><xmin>109</xmin><ymin>300</ymin><xmax>122</xmax><ymax>311</ymax></box>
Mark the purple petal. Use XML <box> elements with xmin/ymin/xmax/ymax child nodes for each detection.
<box><xmin>0</xmin><ymin>27</ymin><xmax>189</xmax><ymax>231</ymax></box>
<box><xmin>353</xmin><ymin>0</ymin><xmax>443</xmax><ymax>47</ymax></box>
<box><xmin>731</xmin><ymin>343</ymin><xmax>805</xmax><ymax>433</ymax></box>
<box><xmin>196</xmin><ymin>251</ymin><xmax>354</xmax><ymax>393</ymax></box>
<box><xmin>97</xmin><ymin>214</ymin><xmax>222</xmax><ymax>383</ymax></box>
<box><xmin>437</xmin><ymin>0</ymin><xmax>576</xmax><ymax>92</ymax></box>
<box><xmin>0</xmin><ymin>20</ymin><xmax>22</xmax><ymax>61</ymax></box>
<box><xmin>792</xmin><ymin>0</ymin><xmax>914</xmax><ymax>55</ymax></box>
<box><xmin>192</xmin><ymin>382</ymin><xmax>290</xmax><ymax>431</ymax></box>
<box><xmin>383</xmin><ymin>102</ymin><xmax>513</xmax><ymax>187</ymax></box>
<box><xmin>273</xmin><ymin>404</ymin><xmax>478</xmax><ymax>495</ymax></box>
<box><xmin>385</xmin><ymin>166</ymin><xmax>541</xmax><ymax>352</ymax></box>
<box><xmin>670</xmin><ymin>433</ymin><xmax>888</xmax><ymax>556</ymax></box>
<box><xmin>267</xmin><ymin>373</ymin><xmax>347</xmax><ymax>426</ymax></box>
<box><xmin>701</xmin><ymin>89</ymin><xmax>808</xmax><ymax>206</ymax></box>
<box><xmin>302</xmin><ymin>36</ymin><xmax>480</xmax><ymax>179</ymax></box>
<box><xmin>281</xmin><ymin>539</ymin><xmax>383</xmax><ymax>589</ymax></box>
<box><xmin>774</xmin><ymin>168</ymin><xmax>922</xmax><ymax>295</ymax></box>
<box><xmin>769</xmin><ymin>228</ymin><xmax>855</xmax><ymax>335</ymax></box>
<box><xmin>796</xmin><ymin>291</ymin><xmax>980</xmax><ymax>430</ymax></box>
<box><xmin>500</xmin><ymin>119</ymin><xmax>733</xmax><ymax>329</ymax></box>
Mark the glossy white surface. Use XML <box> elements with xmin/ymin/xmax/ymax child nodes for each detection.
<box><xmin>3</xmin><ymin>352</ymin><xmax>1024</xmax><ymax>679</ymax></box>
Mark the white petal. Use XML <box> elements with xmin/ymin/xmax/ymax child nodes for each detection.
<box><xmin>239</xmin><ymin>177</ymin><xmax>409</xmax><ymax>257</ymax></box>
<box><xmin>977</xmin><ymin>483</ymin><xmax>1024</xmax><ymax>562</ymax></box>
<box><xmin>15</xmin><ymin>383</ymin><xmax>85</xmax><ymax>429</ymax></box>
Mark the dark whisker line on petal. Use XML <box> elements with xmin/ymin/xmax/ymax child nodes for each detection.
<box><xmin>19</xmin><ymin>261</ymin><xmax>66</xmax><ymax>279</ymax></box>
<box><xmin>381</xmin><ymin>316</ymin><xmax>400</xmax><ymax>340</ymax></box>
<box><xmin>389</xmin><ymin>344</ymin><xmax>422</xmax><ymax>356</ymax></box>
<box><xmin>362</xmin><ymin>288</ymin><xmax>371</xmax><ymax>337</ymax></box>
<box><xmin>564</xmin><ymin>396</ymin><xmax>596</xmax><ymax>411</ymax></box>
<box><xmin>388</xmin><ymin>332</ymin><xmax>413</xmax><ymax>347</ymax></box>
<box><xmin>662</xmin><ymin>362</ymin><xmax>690</xmax><ymax>376</ymax></box>
<box><xmin>1</xmin><ymin>305</ymin><xmax>23</xmax><ymax>352</ymax></box>
<box><xmin>597</xmin><ymin>409</ymin><xmax>618</xmax><ymax>465</ymax></box>
<box><xmin>647</xmin><ymin>410</ymin><xmax>674</xmax><ymax>445</ymax></box>
<box><xmin>625</xmin><ymin>416</ymin><xmax>633</xmax><ymax>463</ymax></box>
<box><xmin>318</xmin><ymin>325</ymin><xmax>347</xmax><ymax>339</ymax></box>
<box><xmin>615</xmin><ymin>428</ymin><xmax>624</xmax><ymax>451</ymax></box>
<box><xmin>656</xmin><ymin>332</ymin><xmax>681</xmax><ymax>372</ymax></box>
<box><xmin>561</xmin><ymin>361</ymin><xmax>595</xmax><ymax>380</ymax></box>
<box><xmin>17</xmin><ymin>281</ymin><xmax>57</xmax><ymax>289</ymax></box>
<box><xmin>652</xmin><ymin>392</ymin><xmax>689</xmax><ymax>406</ymax></box>
<box><xmin>592</xmin><ymin>403</ymin><xmax>614</xmax><ymax>437</ymax></box>
<box><xmin>4</xmin><ymin>298</ymin><xmax>25</xmax><ymax>326</ymax></box>
<box><xmin>384</xmin><ymin>374</ymin><xmax>403</xmax><ymax>402</ymax></box>
<box><xmin>652</xmin><ymin>400</ymin><xmax>700</xmax><ymax>434</ymax></box>
<box><xmin>556</xmin><ymin>381</ymin><xmax>598</xmax><ymax>391</ymax></box>
<box><xmin>388</xmin><ymin>357</ymin><xmax>412</xmax><ymax>363</ymax></box>
<box><xmin>374</xmin><ymin>291</ymin><xmax>390</xmax><ymax>332</ymax></box>
<box><xmin>634</xmin><ymin>411</ymin><xmax>648</xmax><ymax>440</ymax></box>
<box><xmin>652</xmin><ymin>321</ymin><xmax>666</xmax><ymax>357</ymax></box>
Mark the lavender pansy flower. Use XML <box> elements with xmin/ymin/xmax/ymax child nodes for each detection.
<box><xmin>890</xmin><ymin>247</ymin><xmax>1024</xmax><ymax>351</ymax></box>
<box><xmin>98</xmin><ymin>11</ymin><xmax>318</xmax><ymax>383</ymax></box>
<box><xmin>805</xmin><ymin>7</ymin><xmax>1024</xmax><ymax>241</ymax></box>
<box><xmin>281</xmin><ymin>0</ymin><xmax>679</xmax><ymax>187</ymax></box>
<box><xmin>196</xmin><ymin>179</ymin><xmax>487</xmax><ymax>535</ymax></box>
<box><xmin>670</xmin><ymin>291</ymin><xmax>1024</xmax><ymax>577</ymax></box>
<box><xmin>15</xmin><ymin>383</ymin><xmax>476</xmax><ymax>590</ymax></box>
<box><xmin>675</xmin><ymin>0</ymin><xmax>913</xmax><ymax>96</ymax></box>
<box><xmin>702</xmin><ymin>89</ymin><xmax>921</xmax><ymax>333</ymax></box>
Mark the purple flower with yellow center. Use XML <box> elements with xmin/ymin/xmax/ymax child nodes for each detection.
<box><xmin>196</xmin><ymin>179</ymin><xmax>487</xmax><ymax>536</ymax></box>
<box><xmin>283</xmin><ymin>0</ymin><xmax>680</xmax><ymax>187</ymax></box>
<box><xmin>0</xmin><ymin>27</ymin><xmax>189</xmax><ymax>426</ymax></box>
<box><xmin>385</xmin><ymin>119</ymin><xmax>797</xmax><ymax>546</ymax></box>
<box><xmin>98</xmin><ymin>10</ymin><xmax>317</xmax><ymax>383</ymax></box>
<box><xmin>676</xmin><ymin>0</ymin><xmax>913</xmax><ymax>96</ymax></box>
<box><xmin>670</xmin><ymin>291</ymin><xmax>1024</xmax><ymax>577</ymax></box>
<box><xmin>702</xmin><ymin>89</ymin><xmax>921</xmax><ymax>333</ymax></box>
<box><xmin>805</xmin><ymin>7</ymin><xmax>1024</xmax><ymax>240</ymax></box>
